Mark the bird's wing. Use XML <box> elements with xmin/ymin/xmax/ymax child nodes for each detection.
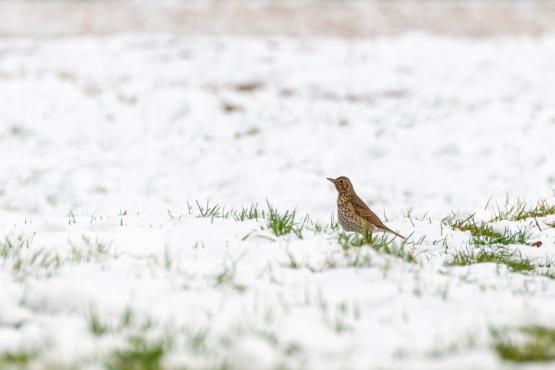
<box><xmin>351</xmin><ymin>193</ymin><xmax>388</xmax><ymax>229</ymax></box>
<box><xmin>352</xmin><ymin>194</ymin><xmax>406</xmax><ymax>239</ymax></box>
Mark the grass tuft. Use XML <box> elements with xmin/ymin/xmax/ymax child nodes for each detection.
<box><xmin>195</xmin><ymin>200</ymin><xmax>230</xmax><ymax>222</ymax></box>
<box><xmin>265</xmin><ymin>202</ymin><xmax>306</xmax><ymax>238</ymax></box>
<box><xmin>338</xmin><ymin>231</ymin><xmax>416</xmax><ymax>263</ymax></box>
<box><xmin>106</xmin><ymin>336</ymin><xmax>169</xmax><ymax>370</ymax></box>
<box><xmin>213</xmin><ymin>257</ymin><xmax>246</xmax><ymax>292</ymax></box>
<box><xmin>69</xmin><ymin>235</ymin><xmax>114</xmax><ymax>264</ymax></box>
<box><xmin>0</xmin><ymin>351</ymin><xmax>36</xmax><ymax>369</ymax></box>
<box><xmin>447</xmin><ymin>247</ymin><xmax>535</xmax><ymax>273</ymax></box>
<box><xmin>493</xmin><ymin>326</ymin><xmax>555</xmax><ymax>362</ymax></box>
<box><xmin>491</xmin><ymin>199</ymin><xmax>555</xmax><ymax>222</ymax></box>
<box><xmin>232</xmin><ymin>204</ymin><xmax>262</xmax><ymax>221</ymax></box>
<box><xmin>89</xmin><ymin>310</ymin><xmax>110</xmax><ymax>336</ymax></box>
<box><xmin>0</xmin><ymin>235</ymin><xmax>32</xmax><ymax>259</ymax></box>
<box><xmin>444</xmin><ymin>214</ymin><xmax>529</xmax><ymax>246</ymax></box>
<box><xmin>192</xmin><ymin>201</ymin><xmax>310</xmax><ymax>238</ymax></box>
<box><xmin>214</xmin><ymin>262</ymin><xmax>236</xmax><ymax>287</ymax></box>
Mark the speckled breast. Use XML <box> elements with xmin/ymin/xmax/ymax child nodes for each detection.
<box><xmin>337</xmin><ymin>196</ymin><xmax>359</xmax><ymax>232</ymax></box>
<box><xmin>337</xmin><ymin>207</ymin><xmax>357</xmax><ymax>232</ymax></box>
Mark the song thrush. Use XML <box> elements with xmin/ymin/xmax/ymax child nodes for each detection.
<box><xmin>327</xmin><ymin>176</ymin><xmax>405</xmax><ymax>239</ymax></box>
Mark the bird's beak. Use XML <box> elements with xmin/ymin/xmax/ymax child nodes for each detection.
<box><xmin>326</xmin><ymin>177</ymin><xmax>336</xmax><ymax>184</ymax></box>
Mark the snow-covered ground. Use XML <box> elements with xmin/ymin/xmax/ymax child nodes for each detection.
<box><xmin>0</xmin><ymin>34</ymin><xmax>555</xmax><ymax>369</ymax></box>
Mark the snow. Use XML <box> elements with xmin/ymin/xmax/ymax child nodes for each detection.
<box><xmin>0</xmin><ymin>33</ymin><xmax>554</xmax><ymax>369</ymax></box>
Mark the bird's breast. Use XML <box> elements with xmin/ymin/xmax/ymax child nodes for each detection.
<box><xmin>337</xmin><ymin>195</ymin><xmax>357</xmax><ymax>231</ymax></box>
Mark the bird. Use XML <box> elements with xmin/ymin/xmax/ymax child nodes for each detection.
<box><xmin>327</xmin><ymin>176</ymin><xmax>405</xmax><ymax>239</ymax></box>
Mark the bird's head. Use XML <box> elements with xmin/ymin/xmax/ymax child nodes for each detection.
<box><xmin>327</xmin><ymin>176</ymin><xmax>353</xmax><ymax>194</ymax></box>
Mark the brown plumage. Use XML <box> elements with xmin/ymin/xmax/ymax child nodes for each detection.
<box><xmin>327</xmin><ymin>176</ymin><xmax>405</xmax><ymax>239</ymax></box>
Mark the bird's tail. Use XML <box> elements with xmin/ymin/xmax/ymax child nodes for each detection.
<box><xmin>383</xmin><ymin>226</ymin><xmax>406</xmax><ymax>240</ymax></box>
